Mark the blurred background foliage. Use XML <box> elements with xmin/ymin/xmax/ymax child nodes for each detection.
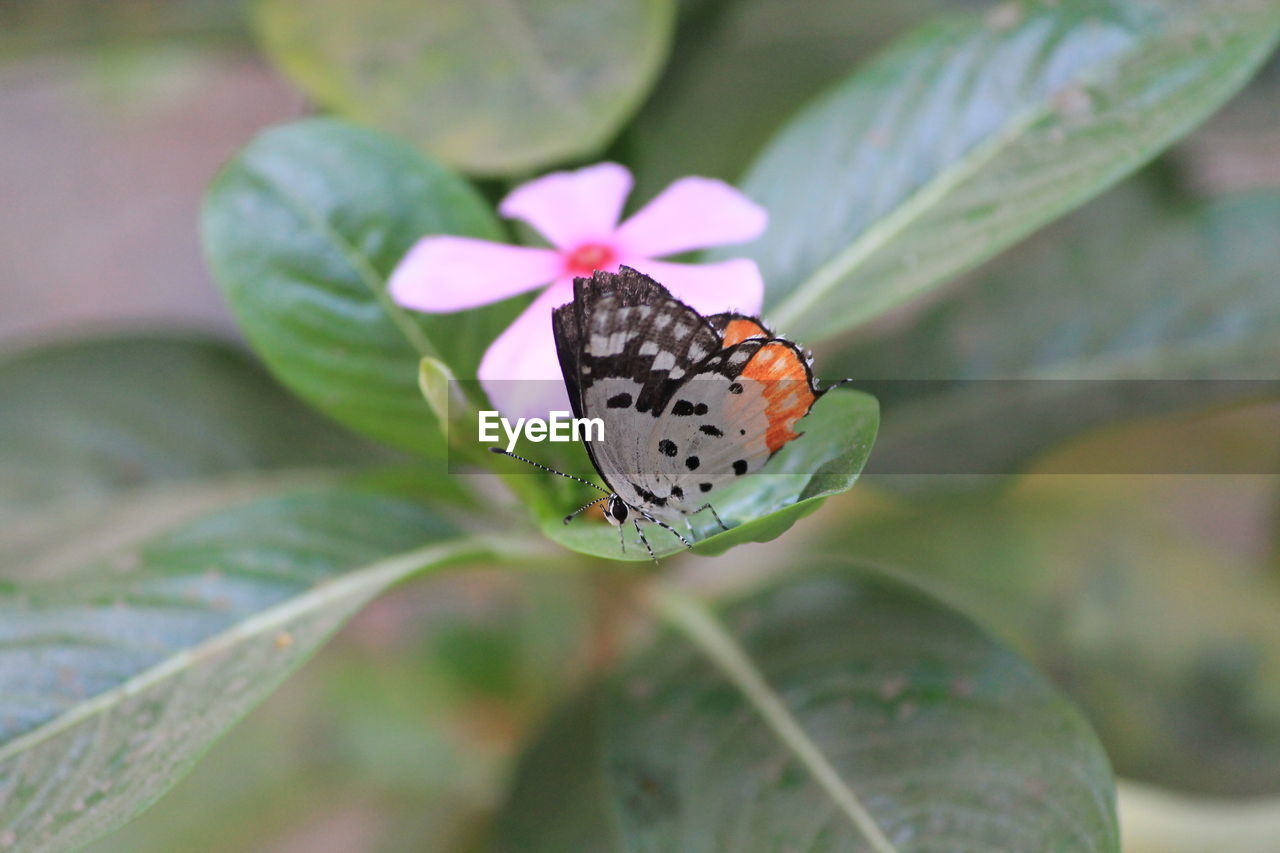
<box><xmin>2</xmin><ymin>0</ymin><xmax>1278</xmax><ymax>849</ymax></box>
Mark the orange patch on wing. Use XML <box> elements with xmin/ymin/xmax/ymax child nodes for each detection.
<box><xmin>739</xmin><ymin>342</ymin><xmax>818</xmax><ymax>453</ymax></box>
<box><xmin>720</xmin><ymin>318</ymin><xmax>770</xmax><ymax>347</ymax></box>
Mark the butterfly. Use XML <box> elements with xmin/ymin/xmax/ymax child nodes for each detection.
<box><xmin>494</xmin><ymin>266</ymin><xmax>828</xmax><ymax>560</ymax></box>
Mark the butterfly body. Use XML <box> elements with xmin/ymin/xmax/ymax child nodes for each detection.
<box><xmin>545</xmin><ymin>267</ymin><xmax>825</xmax><ymax>556</ymax></box>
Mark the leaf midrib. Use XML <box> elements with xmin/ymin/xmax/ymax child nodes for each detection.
<box><xmin>768</xmin><ymin>99</ymin><xmax>1042</xmax><ymax>331</ymax></box>
<box><xmin>653</xmin><ymin>584</ymin><xmax>900</xmax><ymax>852</ymax></box>
<box><xmin>240</xmin><ymin>162</ymin><xmax>442</xmax><ymax>362</ymax></box>
<box><xmin>763</xmin><ymin>10</ymin><xmax>1179</xmax><ymax>334</ymax></box>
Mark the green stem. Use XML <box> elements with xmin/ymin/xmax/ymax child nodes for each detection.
<box><xmin>651</xmin><ymin>582</ymin><xmax>899</xmax><ymax>853</ymax></box>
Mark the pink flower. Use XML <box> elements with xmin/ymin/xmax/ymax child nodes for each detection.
<box><xmin>389</xmin><ymin>162</ymin><xmax>767</xmax><ymax>417</ymax></box>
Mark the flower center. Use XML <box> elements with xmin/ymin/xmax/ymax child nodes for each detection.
<box><xmin>564</xmin><ymin>242</ymin><xmax>617</xmax><ymax>276</ymax></box>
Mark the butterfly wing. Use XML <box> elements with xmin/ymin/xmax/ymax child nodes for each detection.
<box><xmin>706</xmin><ymin>312</ymin><xmax>772</xmax><ymax>346</ymax></box>
<box><xmin>630</xmin><ymin>337</ymin><xmax>823</xmax><ymax>520</ymax></box>
<box><xmin>552</xmin><ymin>267</ymin><xmax>723</xmax><ymax>503</ymax></box>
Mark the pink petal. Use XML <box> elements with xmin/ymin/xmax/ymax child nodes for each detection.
<box><xmin>624</xmin><ymin>258</ymin><xmax>765</xmax><ymax>316</ymax></box>
<box><xmin>479</xmin><ymin>280</ymin><xmax>575</xmax><ymax>419</ymax></box>
<box><xmin>498</xmin><ymin>163</ymin><xmax>633</xmax><ymax>250</ymax></box>
<box><xmin>389</xmin><ymin>236</ymin><xmax>562</xmax><ymax>313</ymax></box>
<box><xmin>614</xmin><ymin>177</ymin><xmax>767</xmax><ymax>258</ymax></box>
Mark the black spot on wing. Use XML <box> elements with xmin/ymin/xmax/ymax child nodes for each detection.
<box><xmin>693</xmin><ymin>403</ymin><xmax>708</xmax><ymax>416</ymax></box>
<box><xmin>671</xmin><ymin>400</ymin><xmax>695</xmax><ymax>416</ymax></box>
<box><xmin>658</xmin><ymin>439</ymin><xmax>677</xmax><ymax>457</ymax></box>
<box><xmin>699</xmin><ymin>482</ymin><xmax>713</xmax><ymax>493</ymax></box>
<box><xmin>670</xmin><ymin>486</ymin><xmax>683</xmax><ymax>499</ymax></box>
<box><xmin>685</xmin><ymin>456</ymin><xmax>700</xmax><ymax>471</ymax></box>
<box><xmin>634</xmin><ymin>485</ymin><xmax>667</xmax><ymax>508</ymax></box>
<box><xmin>733</xmin><ymin>459</ymin><xmax>748</xmax><ymax>476</ymax></box>
<box><xmin>607</xmin><ymin>392</ymin><xmax>633</xmax><ymax>408</ymax></box>
<box><xmin>729</xmin><ymin>382</ymin><xmax>743</xmax><ymax>395</ymax></box>
<box><xmin>699</xmin><ymin>425</ymin><xmax>723</xmax><ymax>437</ymax></box>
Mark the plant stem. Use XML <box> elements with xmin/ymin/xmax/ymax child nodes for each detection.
<box><xmin>650</xmin><ymin>582</ymin><xmax>899</xmax><ymax>853</ymax></box>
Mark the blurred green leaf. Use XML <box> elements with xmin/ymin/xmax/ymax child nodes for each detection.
<box><xmin>0</xmin><ymin>334</ymin><xmax>390</xmax><ymax>519</ymax></box>
<box><xmin>829</xmin><ymin>477</ymin><xmax>1280</xmax><ymax>794</ymax></box>
<box><xmin>251</xmin><ymin>0</ymin><xmax>675</xmax><ymax>176</ymax></box>
<box><xmin>86</xmin><ymin>571</ymin><xmax>595</xmax><ymax>853</ymax></box>
<box><xmin>0</xmin><ymin>485</ymin><xmax>512</xmax><ymax>851</ymax></box>
<box><xmin>0</xmin><ymin>0</ymin><xmax>247</xmax><ymax>61</ymax></box>
<box><xmin>496</xmin><ymin>568</ymin><xmax>1118</xmax><ymax>850</ymax></box>
<box><xmin>628</xmin><ymin>0</ymin><xmax>954</xmax><ymax>200</ymax></box>
<box><xmin>835</xmin><ymin>187</ymin><xmax>1280</xmax><ymax>379</ymax></box>
<box><xmin>711</xmin><ymin>0</ymin><xmax>1280</xmax><ymax>342</ymax></box>
<box><xmin>0</xmin><ymin>334</ymin><xmax>412</xmax><ymax>580</ymax></box>
<box><xmin>543</xmin><ymin>388</ymin><xmax>878</xmax><ymax>561</ymax></box>
<box><xmin>202</xmin><ymin>118</ymin><xmax>519</xmax><ymax>459</ymax></box>
<box><xmin>827</xmin><ymin>187</ymin><xmax>1280</xmax><ymax>478</ymax></box>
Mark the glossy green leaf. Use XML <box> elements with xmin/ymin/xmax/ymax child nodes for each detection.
<box><xmin>0</xmin><ymin>334</ymin><xmax>406</xmax><ymax>579</ymax></box>
<box><xmin>828</xmin><ymin>187</ymin><xmax>1280</xmax><ymax>478</ymax></box>
<box><xmin>0</xmin><ymin>485</ymin><xmax>508</xmax><ymax>851</ymax></box>
<box><xmin>543</xmin><ymin>388</ymin><xmax>878</xmax><ymax>561</ymax></box>
<box><xmin>85</xmin><ymin>571</ymin><xmax>595</xmax><ymax>853</ymax></box>
<box><xmin>711</xmin><ymin>0</ymin><xmax>1280</xmax><ymax>342</ymax></box>
<box><xmin>829</xmin><ymin>476</ymin><xmax>1280</xmax><ymax>794</ymax></box>
<box><xmin>496</xmin><ymin>568</ymin><xmax>1119</xmax><ymax>850</ymax></box>
<box><xmin>0</xmin><ymin>334</ymin><xmax>503</xmax><ymax>848</ymax></box>
<box><xmin>0</xmin><ymin>334</ymin><xmax>390</xmax><ymax>519</ymax></box>
<box><xmin>628</xmin><ymin>0</ymin><xmax>947</xmax><ymax>200</ymax></box>
<box><xmin>251</xmin><ymin>0</ymin><xmax>675</xmax><ymax>176</ymax></box>
<box><xmin>202</xmin><ymin>118</ymin><xmax>518</xmax><ymax>459</ymax></box>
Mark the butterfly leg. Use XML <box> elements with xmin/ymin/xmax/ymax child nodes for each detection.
<box><xmin>694</xmin><ymin>503</ymin><xmax>729</xmax><ymax>531</ymax></box>
<box><xmin>637</xmin><ymin>508</ymin><xmax>692</xmax><ymax>550</ymax></box>
<box><xmin>633</xmin><ymin>519</ymin><xmax>657</xmax><ymax>563</ymax></box>
<box><xmin>618</xmin><ymin>523</ymin><xmax>626</xmax><ymax>554</ymax></box>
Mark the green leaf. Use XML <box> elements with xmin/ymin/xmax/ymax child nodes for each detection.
<box><xmin>0</xmin><ymin>485</ymin><xmax>508</xmax><ymax>851</ymax></box>
<box><xmin>542</xmin><ymin>388</ymin><xmax>879</xmax><ymax>561</ymax></box>
<box><xmin>418</xmin><ymin>356</ymin><xmax>457</xmax><ymax>428</ymax></box>
<box><xmin>86</xmin><ymin>571</ymin><xmax>596</xmax><ymax>853</ymax></box>
<box><xmin>0</xmin><ymin>333</ymin><xmax>391</xmax><ymax>519</ymax></box>
<box><xmin>0</xmin><ymin>0</ymin><xmax>247</xmax><ymax>61</ymax></box>
<box><xmin>829</xmin><ymin>476</ymin><xmax>1280</xmax><ymax>794</ymax></box>
<box><xmin>829</xmin><ymin>187</ymin><xmax>1280</xmax><ymax>479</ymax></box>
<box><xmin>496</xmin><ymin>568</ymin><xmax>1119</xmax><ymax>850</ymax></box>
<box><xmin>712</xmin><ymin>0</ymin><xmax>1280</xmax><ymax>342</ymax></box>
<box><xmin>250</xmin><ymin>0</ymin><xmax>676</xmax><ymax>176</ymax></box>
<box><xmin>628</xmin><ymin>0</ymin><xmax>943</xmax><ymax>200</ymax></box>
<box><xmin>0</xmin><ymin>333</ymin><xmax>500</xmax><ymax>848</ymax></box>
<box><xmin>202</xmin><ymin>117</ymin><xmax>518</xmax><ymax>459</ymax></box>
<box><xmin>0</xmin><ymin>334</ymin><xmax>408</xmax><ymax>577</ymax></box>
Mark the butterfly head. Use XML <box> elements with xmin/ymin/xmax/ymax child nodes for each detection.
<box><xmin>604</xmin><ymin>494</ymin><xmax>630</xmax><ymax>527</ymax></box>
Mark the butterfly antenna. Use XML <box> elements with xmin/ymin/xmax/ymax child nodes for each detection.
<box><xmin>489</xmin><ymin>447</ymin><xmax>610</xmax><ymax>494</ymax></box>
<box><xmin>563</xmin><ymin>496</ymin><xmax>608</xmax><ymax>525</ymax></box>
